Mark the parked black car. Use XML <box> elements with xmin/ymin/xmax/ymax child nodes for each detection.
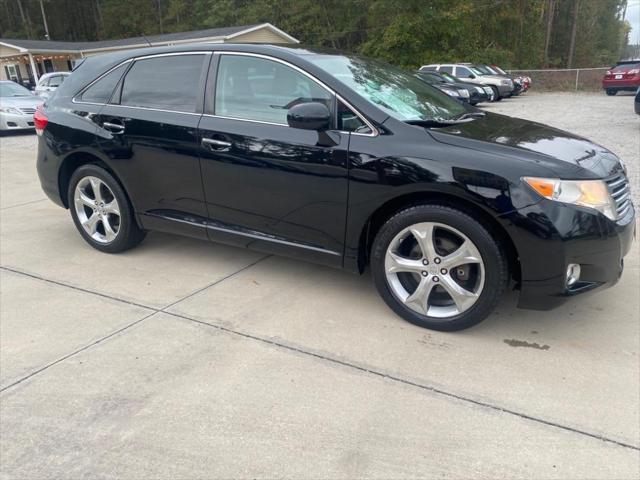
<box><xmin>415</xmin><ymin>70</ymin><xmax>490</xmax><ymax>105</ymax></box>
<box><xmin>635</xmin><ymin>87</ymin><xmax>640</xmax><ymax>115</ymax></box>
<box><xmin>36</xmin><ymin>44</ymin><xmax>635</xmax><ymax>331</ymax></box>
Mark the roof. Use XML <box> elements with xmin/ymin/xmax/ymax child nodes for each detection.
<box><xmin>0</xmin><ymin>23</ymin><xmax>298</xmax><ymax>54</ymax></box>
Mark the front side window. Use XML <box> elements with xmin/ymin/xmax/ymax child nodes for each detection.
<box><xmin>120</xmin><ymin>54</ymin><xmax>206</xmax><ymax>112</ymax></box>
<box><xmin>80</xmin><ymin>63</ymin><xmax>128</xmax><ymax>104</ymax></box>
<box><xmin>49</xmin><ymin>75</ymin><xmax>65</xmax><ymax>87</ymax></box>
<box><xmin>308</xmin><ymin>55</ymin><xmax>466</xmax><ymax>122</ymax></box>
<box><xmin>456</xmin><ymin>66</ymin><xmax>474</xmax><ymax>78</ymax></box>
<box><xmin>214</xmin><ymin>55</ymin><xmax>332</xmax><ymax>124</ymax></box>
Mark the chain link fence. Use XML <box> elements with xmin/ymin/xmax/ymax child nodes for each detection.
<box><xmin>507</xmin><ymin>67</ymin><xmax>609</xmax><ymax>91</ymax></box>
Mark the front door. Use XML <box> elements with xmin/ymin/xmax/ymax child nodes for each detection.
<box><xmin>198</xmin><ymin>53</ymin><xmax>351</xmax><ymax>266</ymax></box>
<box><xmin>93</xmin><ymin>53</ymin><xmax>210</xmax><ymax>238</ymax></box>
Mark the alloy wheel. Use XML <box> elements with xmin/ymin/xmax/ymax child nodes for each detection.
<box><xmin>384</xmin><ymin>222</ymin><xmax>485</xmax><ymax>318</ymax></box>
<box><xmin>73</xmin><ymin>176</ymin><xmax>121</xmax><ymax>244</ymax></box>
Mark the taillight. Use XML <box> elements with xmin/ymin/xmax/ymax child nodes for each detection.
<box><xmin>33</xmin><ymin>105</ymin><xmax>48</xmax><ymax>136</ymax></box>
<box><xmin>605</xmin><ymin>70</ymin><xmax>612</xmax><ymax>75</ymax></box>
<box><xmin>628</xmin><ymin>68</ymin><xmax>640</xmax><ymax>75</ymax></box>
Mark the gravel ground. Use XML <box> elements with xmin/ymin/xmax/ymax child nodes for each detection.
<box><xmin>484</xmin><ymin>90</ymin><xmax>640</xmax><ymax>204</ymax></box>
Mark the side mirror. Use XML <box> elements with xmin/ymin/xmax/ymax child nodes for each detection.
<box><xmin>287</xmin><ymin>102</ymin><xmax>331</xmax><ymax>131</ymax></box>
<box><xmin>468</xmin><ymin>74</ymin><xmax>475</xmax><ymax>79</ymax></box>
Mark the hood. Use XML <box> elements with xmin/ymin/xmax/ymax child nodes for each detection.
<box><xmin>428</xmin><ymin>112</ymin><xmax>623</xmax><ymax>179</ymax></box>
<box><xmin>0</xmin><ymin>95</ymin><xmax>45</xmax><ymax>109</ymax></box>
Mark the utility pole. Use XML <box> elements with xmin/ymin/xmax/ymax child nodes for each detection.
<box><xmin>543</xmin><ymin>0</ymin><xmax>556</xmax><ymax>66</ymax></box>
<box><xmin>157</xmin><ymin>0</ymin><xmax>164</xmax><ymax>34</ymax></box>
<box><xmin>39</xmin><ymin>0</ymin><xmax>51</xmax><ymax>40</ymax></box>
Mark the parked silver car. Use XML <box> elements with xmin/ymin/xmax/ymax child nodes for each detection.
<box><xmin>420</xmin><ymin>63</ymin><xmax>514</xmax><ymax>100</ymax></box>
<box><xmin>34</xmin><ymin>72</ymin><xmax>71</xmax><ymax>99</ymax></box>
<box><xmin>0</xmin><ymin>81</ymin><xmax>44</xmax><ymax>132</ymax></box>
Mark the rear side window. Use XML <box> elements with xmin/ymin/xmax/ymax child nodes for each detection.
<box><xmin>120</xmin><ymin>55</ymin><xmax>206</xmax><ymax>112</ymax></box>
<box><xmin>214</xmin><ymin>55</ymin><xmax>332</xmax><ymax>124</ymax></box>
<box><xmin>80</xmin><ymin>63</ymin><xmax>128</xmax><ymax>104</ymax></box>
<box><xmin>439</xmin><ymin>66</ymin><xmax>453</xmax><ymax>74</ymax></box>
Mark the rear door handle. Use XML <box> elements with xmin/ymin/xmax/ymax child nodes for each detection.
<box><xmin>201</xmin><ymin>138</ymin><xmax>232</xmax><ymax>152</ymax></box>
<box><xmin>102</xmin><ymin>121</ymin><xmax>125</xmax><ymax>134</ymax></box>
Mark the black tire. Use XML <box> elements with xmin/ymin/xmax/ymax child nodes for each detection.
<box><xmin>371</xmin><ymin>205</ymin><xmax>508</xmax><ymax>331</ymax></box>
<box><xmin>490</xmin><ymin>86</ymin><xmax>502</xmax><ymax>101</ymax></box>
<box><xmin>68</xmin><ymin>164</ymin><xmax>146</xmax><ymax>253</ymax></box>
<box><xmin>605</xmin><ymin>89</ymin><xmax>617</xmax><ymax>96</ymax></box>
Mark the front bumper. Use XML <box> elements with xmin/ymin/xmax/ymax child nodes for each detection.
<box><xmin>496</xmin><ymin>83</ymin><xmax>513</xmax><ymax>96</ymax></box>
<box><xmin>0</xmin><ymin>112</ymin><xmax>35</xmax><ymax>131</ymax></box>
<box><xmin>503</xmin><ymin>199</ymin><xmax>636</xmax><ymax>310</ymax></box>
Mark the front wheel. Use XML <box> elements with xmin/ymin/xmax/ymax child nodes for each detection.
<box><xmin>605</xmin><ymin>89</ymin><xmax>617</xmax><ymax>96</ymax></box>
<box><xmin>371</xmin><ymin>205</ymin><xmax>508</xmax><ymax>331</ymax></box>
<box><xmin>490</xmin><ymin>86</ymin><xmax>502</xmax><ymax>101</ymax></box>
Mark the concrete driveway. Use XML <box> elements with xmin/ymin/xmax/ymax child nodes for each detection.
<box><xmin>1</xmin><ymin>92</ymin><xmax>639</xmax><ymax>479</ymax></box>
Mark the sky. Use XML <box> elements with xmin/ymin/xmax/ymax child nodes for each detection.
<box><xmin>628</xmin><ymin>0</ymin><xmax>640</xmax><ymax>44</ymax></box>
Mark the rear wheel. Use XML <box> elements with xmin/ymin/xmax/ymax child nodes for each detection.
<box><xmin>68</xmin><ymin>164</ymin><xmax>146</xmax><ymax>253</ymax></box>
<box><xmin>605</xmin><ymin>89</ymin><xmax>617</xmax><ymax>96</ymax></box>
<box><xmin>371</xmin><ymin>205</ymin><xmax>508</xmax><ymax>331</ymax></box>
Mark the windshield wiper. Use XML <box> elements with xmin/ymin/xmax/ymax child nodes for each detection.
<box><xmin>452</xmin><ymin>111</ymin><xmax>486</xmax><ymax>121</ymax></box>
<box><xmin>405</xmin><ymin>113</ymin><xmax>483</xmax><ymax>127</ymax></box>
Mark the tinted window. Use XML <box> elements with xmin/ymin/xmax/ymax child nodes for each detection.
<box><xmin>121</xmin><ymin>55</ymin><xmax>206</xmax><ymax>112</ymax></box>
<box><xmin>80</xmin><ymin>63</ymin><xmax>128</xmax><ymax>103</ymax></box>
<box><xmin>337</xmin><ymin>100</ymin><xmax>372</xmax><ymax>134</ymax></box>
<box><xmin>456</xmin><ymin>66</ymin><xmax>473</xmax><ymax>78</ymax></box>
<box><xmin>215</xmin><ymin>55</ymin><xmax>332</xmax><ymax>124</ymax></box>
<box><xmin>439</xmin><ymin>66</ymin><xmax>453</xmax><ymax>74</ymax></box>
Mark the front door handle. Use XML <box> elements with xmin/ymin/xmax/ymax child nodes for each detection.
<box><xmin>201</xmin><ymin>138</ymin><xmax>232</xmax><ymax>152</ymax></box>
<box><xmin>102</xmin><ymin>121</ymin><xmax>125</xmax><ymax>134</ymax></box>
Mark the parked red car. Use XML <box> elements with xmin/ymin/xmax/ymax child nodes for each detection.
<box><xmin>602</xmin><ymin>60</ymin><xmax>640</xmax><ymax>95</ymax></box>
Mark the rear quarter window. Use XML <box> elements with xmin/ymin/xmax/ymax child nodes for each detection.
<box><xmin>79</xmin><ymin>63</ymin><xmax>128</xmax><ymax>104</ymax></box>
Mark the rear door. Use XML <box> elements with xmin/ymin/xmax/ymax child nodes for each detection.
<box><xmin>197</xmin><ymin>53</ymin><xmax>352</xmax><ymax>265</ymax></box>
<box><xmin>93</xmin><ymin>53</ymin><xmax>210</xmax><ymax>238</ymax></box>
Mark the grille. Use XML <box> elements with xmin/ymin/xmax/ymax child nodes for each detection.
<box><xmin>19</xmin><ymin>107</ymin><xmax>36</xmax><ymax>115</ymax></box>
<box><xmin>606</xmin><ymin>173</ymin><xmax>632</xmax><ymax>219</ymax></box>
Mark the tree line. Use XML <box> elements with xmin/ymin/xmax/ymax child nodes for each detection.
<box><xmin>0</xmin><ymin>0</ymin><xmax>632</xmax><ymax>69</ymax></box>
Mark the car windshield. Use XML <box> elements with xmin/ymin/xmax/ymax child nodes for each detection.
<box><xmin>308</xmin><ymin>55</ymin><xmax>466</xmax><ymax>122</ymax></box>
<box><xmin>492</xmin><ymin>66</ymin><xmax>507</xmax><ymax>75</ymax></box>
<box><xmin>472</xmin><ymin>65</ymin><xmax>492</xmax><ymax>75</ymax></box>
<box><xmin>0</xmin><ymin>82</ymin><xmax>32</xmax><ymax>97</ymax></box>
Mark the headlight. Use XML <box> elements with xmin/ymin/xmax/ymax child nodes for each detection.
<box><xmin>459</xmin><ymin>89</ymin><xmax>470</xmax><ymax>98</ymax></box>
<box><xmin>475</xmin><ymin>86</ymin><xmax>484</xmax><ymax>93</ymax></box>
<box><xmin>443</xmin><ymin>89</ymin><xmax>459</xmax><ymax>97</ymax></box>
<box><xmin>523</xmin><ymin>177</ymin><xmax>617</xmax><ymax>220</ymax></box>
<box><xmin>483</xmin><ymin>87</ymin><xmax>493</xmax><ymax>94</ymax></box>
<box><xmin>0</xmin><ymin>106</ymin><xmax>22</xmax><ymax>115</ymax></box>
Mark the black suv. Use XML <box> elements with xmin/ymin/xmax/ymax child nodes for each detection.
<box><xmin>36</xmin><ymin>44</ymin><xmax>635</xmax><ymax>331</ymax></box>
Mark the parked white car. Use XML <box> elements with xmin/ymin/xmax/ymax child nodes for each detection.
<box><xmin>34</xmin><ymin>72</ymin><xmax>71</xmax><ymax>99</ymax></box>
<box><xmin>0</xmin><ymin>81</ymin><xmax>44</xmax><ymax>132</ymax></box>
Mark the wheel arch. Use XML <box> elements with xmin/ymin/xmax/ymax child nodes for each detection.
<box><xmin>58</xmin><ymin>151</ymin><xmax>142</xmax><ymax>228</ymax></box>
<box><xmin>357</xmin><ymin>191</ymin><xmax>521</xmax><ymax>283</ymax></box>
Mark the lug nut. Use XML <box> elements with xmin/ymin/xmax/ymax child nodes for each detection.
<box><xmin>433</xmin><ymin>276</ymin><xmax>439</xmax><ymax>282</ymax></box>
<box><xmin>422</xmin><ymin>259</ymin><xmax>429</xmax><ymax>265</ymax></box>
<box><xmin>440</xmin><ymin>268</ymin><xmax>447</xmax><ymax>275</ymax></box>
<box><xmin>434</xmin><ymin>258</ymin><xmax>441</xmax><ymax>264</ymax></box>
<box><xmin>421</xmin><ymin>271</ymin><xmax>428</xmax><ymax>277</ymax></box>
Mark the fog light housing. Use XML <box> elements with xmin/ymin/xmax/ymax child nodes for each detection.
<box><xmin>566</xmin><ymin>263</ymin><xmax>581</xmax><ymax>287</ymax></box>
